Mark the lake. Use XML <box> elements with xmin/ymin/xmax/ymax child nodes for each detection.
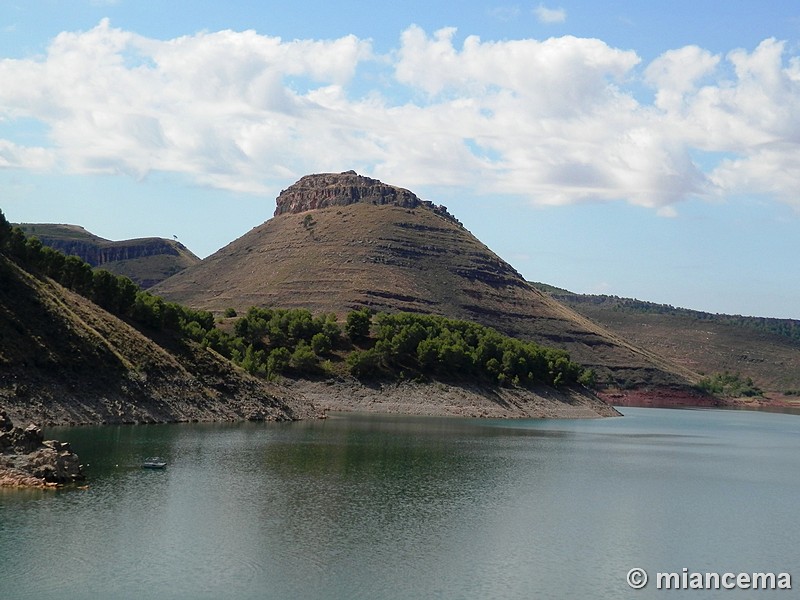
<box><xmin>1</xmin><ymin>407</ymin><xmax>799</xmax><ymax>599</ymax></box>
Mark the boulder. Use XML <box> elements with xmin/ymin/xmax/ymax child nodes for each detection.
<box><xmin>22</xmin><ymin>424</ymin><xmax>44</xmax><ymax>453</ymax></box>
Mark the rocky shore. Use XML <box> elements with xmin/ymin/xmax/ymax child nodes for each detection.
<box><xmin>0</xmin><ymin>412</ymin><xmax>85</xmax><ymax>488</ymax></box>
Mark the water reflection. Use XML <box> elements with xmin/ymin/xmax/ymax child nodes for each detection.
<box><xmin>1</xmin><ymin>408</ymin><xmax>798</xmax><ymax>600</ymax></box>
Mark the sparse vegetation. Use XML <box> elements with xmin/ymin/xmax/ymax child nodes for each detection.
<box><xmin>15</xmin><ymin>222</ymin><xmax>200</xmax><ymax>289</ymax></box>
<box><xmin>537</xmin><ymin>287</ymin><xmax>800</xmax><ymax>344</ymax></box>
<box><xmin>532</xmin><ymin>283</ymin><xmax>800</xmax><ymax>395</ymax></box>
<box><xmin>695</xmin><ymin>372</ymin><xmax>763</xmax><ymax>398</ymax></box>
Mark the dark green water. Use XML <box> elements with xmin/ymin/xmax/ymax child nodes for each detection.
<box><xmin>1</xmin><ymin>407</ymin><xmax>799</xmax><ymax>599</ymax></box>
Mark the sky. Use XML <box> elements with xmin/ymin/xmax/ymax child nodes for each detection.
<box><xmin>1</xmin><ymin>1</ymin><xmax>799</xmax><ymax>319</ymax></box>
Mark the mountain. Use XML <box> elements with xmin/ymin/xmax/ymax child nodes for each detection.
<box><xmin>152</xmin><ymin>171</ymin><xmax>703</xmax><ymax>398</ymax></box>
<box><xmin>530</xmin><ymin>287</ymin><xmax>800</xmax><ymax>400</ymax></box>
<box><xmin>0</xmin><ymin>253</ymin><xmax>314</xmax><ymax>426</ymax></box>
<box><xmin>0</xmin><ymin>212</ymin><xmax>616</xmax><ymax>425</ymax></box>
<box><xmin>17</xmin><ymin>223</ymin><xmax>200</xmax><ymax>288</ymax></box>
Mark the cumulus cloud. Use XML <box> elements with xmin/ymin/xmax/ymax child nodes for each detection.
<box><xmin>0</xmin><ymin>19</ymin><xmax>373</xmax><ymax>191</ymax></box>
<box><xmin>2</xmin><ymin>20</ymin><xmax>800</xmax><ymax>213</ymax></box>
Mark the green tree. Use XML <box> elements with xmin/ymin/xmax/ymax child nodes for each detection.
<box><xmin>347</xmin><ymin>348</ymin><xmax>381</xmax><ymax>378</ymax></box>
<box><xmin>266</xmin><ymin>347</ymin><xmax>291</xmax><ymax>376</ymax></box>
<box><xmin>241</xmin><ymin>344</ymin><xmax>266</xmax><ymax>375</ymax></box>
<box><xmin>311</xmin><ymin>332</ymin><xmax>332</xmax><ymax>355</ymax></box>
<box><xmin>0</xmin><ymin>209</ymin><xmax>11</xmax><ymax>249</ymax></box>
<box><xmin>345</xmin><ymin>308</ymin><xmax>372</xmax><ymax>341</ymax></box>
<box><xmin>61</xmin><ymin>255</ymin><xmax>94</xmax><ymax>294</ymax></box>
<box><xmin>290</xmin><ymin>341</ymin><xmax>318</xmax><ymax>371</ymax></box>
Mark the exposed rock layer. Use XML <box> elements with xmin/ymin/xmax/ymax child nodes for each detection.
<box><xmin>274</xmin><ymin>171</ymin><xmax>461</xmax><ymax>224</ymax></box>
<box><xmin>17</xmin><ymin>224</ymin><xmax>200</xmax><ymax>288</ymax></box>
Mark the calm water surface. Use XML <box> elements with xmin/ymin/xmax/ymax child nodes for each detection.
<box><xmin>1</xmin><ymin>407</ymin><xmax>799</xmax><ymax>599</ymax></box>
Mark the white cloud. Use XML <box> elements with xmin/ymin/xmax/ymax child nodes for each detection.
<box><xmin>0</xmin><ymin>140</ymin><xmax>55</xmax><ymax>170</ymax></box>
<box><xmin>1</xmin><ymin>21</ymin><xmax>800</xmax><ymax>214</ymax></box>
<box><xmin>533</xmin><ymin>4</ymin><xmax>566</xmax><ymax>24</ymax></box>
<box><xmin>644</xmin><ymin>45</ymin><xmax>720</xmax><ymax>112</ymax></box>
<box><xmin>0</xmin><ymin>19</ymin><xmax>373</xmax><ymax>189</ymax></box>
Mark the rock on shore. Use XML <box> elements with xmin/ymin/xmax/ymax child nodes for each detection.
<box><xmin>0</xmin><ymin>411</ymin><xmax>85</xmax><ymax>488</ymax></box>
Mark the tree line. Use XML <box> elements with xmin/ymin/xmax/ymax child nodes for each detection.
<box><xmin>346</xmin><ymin>311</ymin><xmax>591</xmax><ymax>388</ymax></box>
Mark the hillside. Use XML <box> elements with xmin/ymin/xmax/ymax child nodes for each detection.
<box><xmin>152</xmin><ymin>171</ymin><xmax>703</xmax><ymax>397</ymax></box>
<box><xmin>17</xmin><ymin>223</ymin><xmax>200</xmax><ymax>288</ymax></box>
<box><xmin>0</xmin><ymin>253</ymin><xmax>314</xmax><ymax>426</ymax></box>
<box><xmin>530</xmin><ymin>288</ymin><xmax>800</xmax><ymax>400</ymax></box>
<box><xmin>0</xmin><ymin>209</ymin><xmax>619</xmax><ymax>426</ymax></box>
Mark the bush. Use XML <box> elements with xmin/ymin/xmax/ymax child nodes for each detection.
<box><xmin>696</xmin><ymin>372</ymin><xmax>763</xmax><ymax>398</ymax></box>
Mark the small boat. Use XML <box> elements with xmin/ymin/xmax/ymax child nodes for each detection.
<box><xmin>142</xmin><ymin>457</ymin><xmax>167</xmax><ymax>469</ymax></box>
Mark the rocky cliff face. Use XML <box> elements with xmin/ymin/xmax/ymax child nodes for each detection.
<box><xmin>274</xmin><ymin>171</ymin><xmax>461</xmax><ymax>225</ymax></box>
<box><xmin>47</xmin><ymin>237</ymin><xmax>187</xmax><ymax>265</ymax></box>
<box><xmin>17</xmin><ymin>224</ymin><xmax>201</xmax><ymax>288</ymax></box>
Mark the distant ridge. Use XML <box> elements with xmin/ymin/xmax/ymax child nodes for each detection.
<box><xmin>152</xmin><ymin>171</ymin><xmax>701</xmax><ymax>393</ymax></box>
<box><xmin>531</xmin><ymin>285</ymin><xmax>800</xmax><ymax>396</ymax></box>
<box><xmin>17</xmin><ymin>223</ymin><xmax>200</xmax><ymax>288</ymax></box>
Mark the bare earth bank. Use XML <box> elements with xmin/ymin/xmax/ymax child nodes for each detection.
<box><xmin>285</xmin><ymin>379</ymin><xmax>621</xmax><ymax>419</ymax></box>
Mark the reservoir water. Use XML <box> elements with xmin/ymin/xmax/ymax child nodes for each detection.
<box><xmin>1</xmin><ymin>407</ymin><xmax>799</xmax><ymax>599</ymax></box>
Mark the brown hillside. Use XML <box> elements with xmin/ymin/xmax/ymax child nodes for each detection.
<box><xmin>0</xmin><ymin>255</ymin><xmax>314</xmax><ymax>426</ymax></box>
<box><xmin>17</xmin><ymin>223</ymin><xmax>200</xmax><ymax>288</ymax></box>
<box><xmin>152</xmin><ymin>171</ymin><xmax>700</xmax><ymax>391</ymax></box>
<box><xmin>536</xmin><ymin>291</ymin><xmax>800</xmax><ymax>397</ymax></box>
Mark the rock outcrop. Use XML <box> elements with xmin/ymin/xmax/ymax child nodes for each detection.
<box><xmin>16</xmin><ymin>223</ymin><xmax>201</xmax><ymax>288</ymax></box>
<box><xmin>0</xmin><ymin>412</ymin><xmax>85</xmax><ymax>488</ymax></box>
<box><xmin>274</xmin><ymin>170</ymin><xmax>461</xmax><ymax>225</ymax></box>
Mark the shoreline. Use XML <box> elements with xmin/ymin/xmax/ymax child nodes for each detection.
<box><xmin>285</xmin><ymin>379</ymin><xmax>621</xmax><ymax>420</ymax></box>
<box><xmin>598</xmin><ymin>388</ymin><xmax>800</xmax><ymax>413</ymax></box>
<box><xmin>0</xmin><ymin>378</ymin><xmax>618</xmax><ymax>428</ymax></box>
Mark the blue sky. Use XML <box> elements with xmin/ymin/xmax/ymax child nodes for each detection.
<box><xmin>2</xmin><ymin>1</ymin><xmax>800</xmax><ymax>318</ymax></box>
